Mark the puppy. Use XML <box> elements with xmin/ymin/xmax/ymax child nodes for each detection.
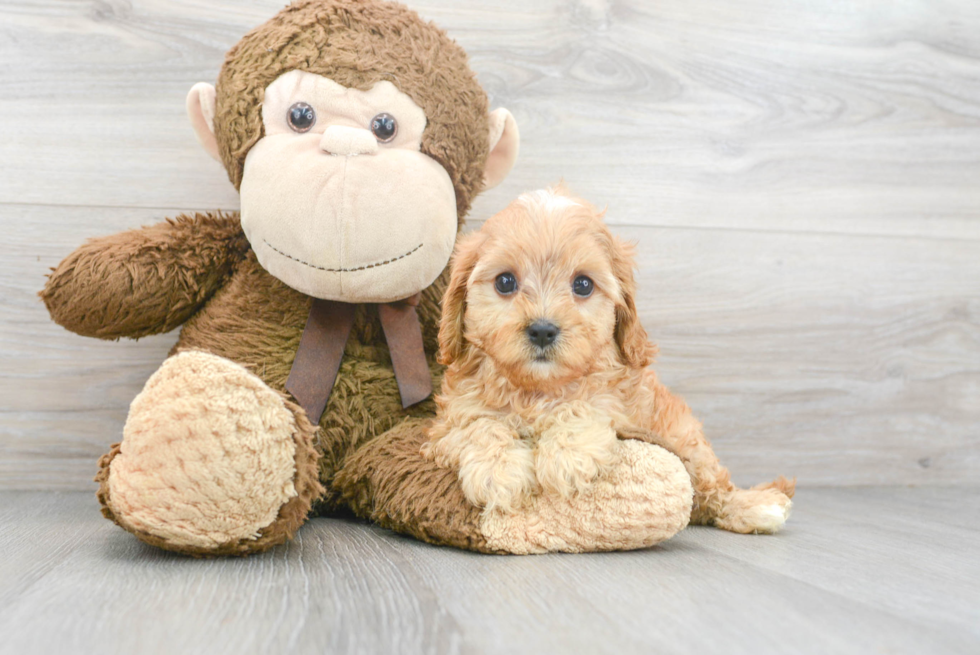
<box><xmin>423</xmin><ymin>185</ymin><xmax>794</xmax><ymax>534</ymax></box>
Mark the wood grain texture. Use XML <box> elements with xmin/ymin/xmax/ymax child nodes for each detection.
<box><xmin>0</xmin><ymin>488</ymin><xmax>977</xmax><ymax>655</ymax></box>
<box><xmin>1</xmin><ymin>0</ymin><xmax>979</xmax><ymax>488</ymax></box>
<box><xmin>2</xmin><ymin>0</ymin><xmax>979</xmax><ymax>238</ymax></box>
<box><xmin>5</xmin><ymin>205</ymin><xmax>978</xmax><ymax>487</ymax></box>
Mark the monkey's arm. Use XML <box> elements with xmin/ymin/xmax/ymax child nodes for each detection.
<box><xmin>41</xmin><ymin>212</ymin><xmax>250</xmax><ymax>340</ymax></box>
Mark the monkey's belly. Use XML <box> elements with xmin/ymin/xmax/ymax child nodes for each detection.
<box><xmin>173</xmin><ymin>252</ymin><xmax>440</xmax><ymax>505</ymax></box>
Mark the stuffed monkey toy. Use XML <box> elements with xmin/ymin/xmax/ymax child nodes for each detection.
<box><xmin>41</xmin><ymin>0</ymin><xmax>695</xmax><ymax>556</ymax></box>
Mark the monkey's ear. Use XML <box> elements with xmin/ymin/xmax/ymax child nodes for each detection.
<box><xmin>483</xmin><ymin>108</ymin><xmax>520</xmax><ymax>190</ymax></box>
<box><xmin>437</xmin><ymin>232</ymin><xmax>486</xmax><ymax>365</ymax></box>
<box><xmin>186</xmin><ymin>83</ymin><xmax>221</xmax><ymax>162</ymax></box>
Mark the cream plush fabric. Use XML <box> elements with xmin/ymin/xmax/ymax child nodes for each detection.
<box><xmin>107</xmin><ymin>352</ymin><xmax>300</xmax><ymax>549</ymax></box>
<box><xmin>239</xmin><ymin>71</ymin><xmax>458</xmax><ymax>303</ymax></box>
<box><xmin>480</xmin><ymin>440</ymin><xmax>694</xmax><ymax>554</ymax></box>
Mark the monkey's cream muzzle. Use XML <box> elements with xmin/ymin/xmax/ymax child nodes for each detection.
<box><xmin>319</xmin><ymin>125</ymin><xmax>380</xmax><ymax>157</ymax></box>
<box><xmin>239</xmin><ymin>70</ymin><xmax>457</xmax><ymax>303</ymax></box>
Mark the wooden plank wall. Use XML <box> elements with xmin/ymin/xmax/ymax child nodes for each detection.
<box><xmin>1</xmin><ymin>0</ymin><xmax>978</xmax><ymax>489</ymax></box>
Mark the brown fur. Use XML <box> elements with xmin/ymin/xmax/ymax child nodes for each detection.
<box><xmin>214</xmin><ymin>0</ymin><xmax>490</xmax><ymax>219</ymax></box>
<box><xmin>425</xmin><ymin>187</ymin><xmax>795</xmax><ymax>533</ymax></box>
<box><xmin>40</xmin><ymin>212</ymin><xmax>249</xmax><ymax>339</ymax></box>
<box><xmin>334</xmin><ymin>418</ymin><xmax>491</xmax><ymax>552</ymax></box>
<box><xmin>43</xmin><ymin>0</ymin><xmax>495</xmax><ymax>555</ymax></box>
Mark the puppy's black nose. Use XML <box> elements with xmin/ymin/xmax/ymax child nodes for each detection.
<box><xmin>527</xmin><ymin>320</ymin><xmax>559</xmax><ymax>348</ymax></box>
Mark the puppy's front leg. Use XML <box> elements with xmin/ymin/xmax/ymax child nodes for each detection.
<box><xmin>422</xmin><ymin>418</ymin><xmax>536</xmax><ymax>513</ymax></box>
<box><xmin>633</xmin><ymin>372</ymin><xmax>795</xmax><ymax>534</ymax></box>
<box><xmin>533</xmin><ymin>401</ymin><xmax>620</xmax><ymax>499</ymax></box>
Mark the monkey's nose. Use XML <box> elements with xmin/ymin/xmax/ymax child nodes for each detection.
<box><xmin>319</xmin><ymin>126</ymin><xmax>379</xmax><ymax>156</ymax></box>
<box><xmin>527</xmin><ymin>320</ymin><xmax>560</xmax><ymax>349</ymax></box>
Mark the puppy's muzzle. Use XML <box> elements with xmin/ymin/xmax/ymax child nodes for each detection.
<box><xmin>527</xmin><ymin>320</ymin><xmax>560</xmax><ymax>349</ymax></box>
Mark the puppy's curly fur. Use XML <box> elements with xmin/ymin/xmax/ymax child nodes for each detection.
<box><xmin>423</xmin><ymin>185</ymin><xmax>795</xmax><ymax>533</ymax></box>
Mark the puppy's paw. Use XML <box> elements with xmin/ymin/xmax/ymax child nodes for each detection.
<box><xmin>534</xmin><ymin>404</ymin><xmax>619</xmax><ymax>499</ymax></box>
<box><xmin>420</xmin><ymin>434</ymin><xmax>453</xmax><ymax>467</ymax></box>
<box><xmin>457</xmin><ymin>439</ymin><xmax>537</xmax><ymax>514</ymax></box>
<box><xmin>713</xmin><ymin>487</ymin><xmax>793</xmax><ymax>534</ymax></box>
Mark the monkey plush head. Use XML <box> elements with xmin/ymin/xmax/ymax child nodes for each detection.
<box><xmin>186</xmin><ymin>0</ymin><xmax>519</xmax><ymax>303</ymax></box>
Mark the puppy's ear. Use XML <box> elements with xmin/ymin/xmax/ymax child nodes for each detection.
<box><xmin>438</xmin><ymin>232</ymin><xmax>486</xmax><ymax>365</ymax></box>
<box><xmin>609</xmin><ymin>236</ymin><xmax>657</xmax><ymax>369</ymax></box>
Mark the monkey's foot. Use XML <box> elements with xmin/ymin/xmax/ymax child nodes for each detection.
<box><xmin>96</xmin><ymin>351</ymin><xmax>323</xmax><ymax>556</ymax></box>
<box><xmin>481</xmin><ymin>440</ymin><xmax>693</xmax><ymax>554</ymax></box>
<box><xmin>337</xmin><ymin>423</ymin><xmax>692</xmax><ymax>554</ymax></box>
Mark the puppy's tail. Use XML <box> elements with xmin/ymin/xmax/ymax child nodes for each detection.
<box><xmin>751</xmin><ymin>475</ymin><xmax>796</xmax><ymax>499</ymax></box>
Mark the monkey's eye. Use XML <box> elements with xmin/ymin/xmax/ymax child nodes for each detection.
<box><xmin>494</xmin><ymin>273</ymin><xmax>518</xmax><ymax>296</ymax></box>
<box><xmin>370</xmin><ymin>113</ymin><xmax>398</xmax><ymax>142</ymax></box>
<box><xmin>572</xmin><ymin>275</ymin><xmax>594</xmax><ymax>298</ymax></box>
<box><xmin>287</xmin><ymin>102</ymin><xmax>316</xmax><ymax>133</ymax></box>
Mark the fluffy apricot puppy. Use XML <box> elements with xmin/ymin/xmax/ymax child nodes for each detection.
<box><xmin>424</xmin><ymin>185</ymin><xmax>795</xmax><ymax>534</ymax></box>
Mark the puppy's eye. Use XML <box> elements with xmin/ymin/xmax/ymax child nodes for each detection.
<box><xmin>370</xmin><ymin>113</ymin><xmax>397</xmax><ymax>142</ymax></box>
<box><xmin>572</xmin><ymin>275</ymin><xmax>594</xmax><ymax>297</ymax></box>
<box><xmin>288</xmin><ymin>102</ymin><xmax>316</xmax><ymax>133</ymax></box>
<box><xmin>494</xmin><ymin>272</ymin><xmax>518</xmax><ymax>296</ymax></box>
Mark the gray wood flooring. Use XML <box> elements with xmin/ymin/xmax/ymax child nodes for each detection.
<box><xmin>1</xmin><ymin>488</ymin><xmax>977</xmax><ymax>655</ymax></box>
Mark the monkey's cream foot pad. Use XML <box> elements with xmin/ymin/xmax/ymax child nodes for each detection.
<box><xmin>103</xmin><ymin>351</ymin><xmax>302</xmax><ymax>551</ymax></box>
<box><xmin>481</xmin><ymin>440</ymin><xmax>694</xmax><ymax>554</ymax></box>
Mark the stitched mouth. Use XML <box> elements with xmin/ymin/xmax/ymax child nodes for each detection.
<box><xmin>262</xmin><ymin>240</ymin><xmax>423</xmax><ymax>273</ymax></box>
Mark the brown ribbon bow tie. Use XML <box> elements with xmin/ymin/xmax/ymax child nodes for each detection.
<box><xmin>285</xmin><ymin>294</ymin><xmax>432</xmax><ymax>424</ymax></box>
